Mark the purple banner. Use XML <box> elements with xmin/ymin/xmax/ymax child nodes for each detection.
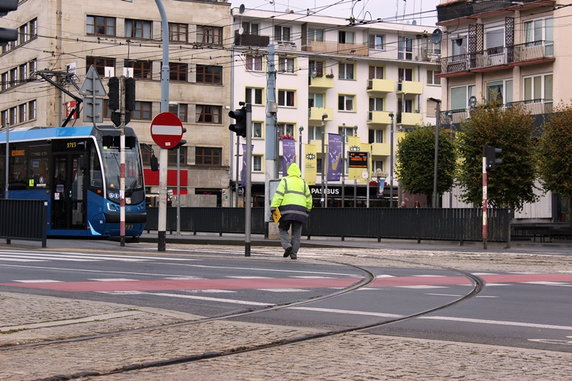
<box><xmin>240</xmin><ymin>144</ymin><xmax>253</xmax><ymax>187</ymax></box>
<box><xmin>282</xmin><ymin>138</ymin><xmax>296</xmax><ymax>176</ymax></box>
<box><xmin>327</xmin><ymin>133</ymin><xmax>342</xmax><ymax>181</ymax></box>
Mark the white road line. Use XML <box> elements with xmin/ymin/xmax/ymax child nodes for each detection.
<box><xmin>290</xmin><ymin>276</ymin><xmax>333</xmax><ymax>279</ymax></box>
<box><xmin>523</xmin><ymin>281</ymin><xmax>570</xmax><ymax>286</ymax></box>
<box><xmin>0</xmin><ymin>257</ymin><xmax>43</xmax><ymax>262</ymax></box>
<box><xmin>198</xmin><ymin>289</ymin><xmax>236</xmax><ymax>293</ymax></box>
<box><xmin>165</xmin><ymin>276</ymin><xmax>205</xmax><ymax>280</ymax></box>
<box><xmin>226</xmin><ymin>276</ymin><xmax>273</xmax><ymax>279</ymax></box>
<box><xmin>258</xmin><ymin>288</ymin><xmax>308</xmax><ymax>292</ymax></box>
<box><xmin>138</xmin><ymin>292</ymin><xmax>269</xmax><ymax>306</ymax></box>
<box><xmin>425</xmin><ymin>293</ymin><xmax>498</xmax><ymax>298</ymax></box>
<box><xmin>395</xmin><ymin>285</ymin><xmax>448</xmax><ymax>289</ymax></box>
<box><xmin>13</xmin><ymin>279</ymin><xmax>62</xmax><ymax>283</ymax></box>
<box><xmin>88</xmin><ymin>278</ymin><xmax>138</xmax><ymax>282</ymax></box>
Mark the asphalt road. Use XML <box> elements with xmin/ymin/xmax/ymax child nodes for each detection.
<box><xmin>0</xmin><ymin>239</ymin><xmax>570</xmax><ymax>353</ymax></box>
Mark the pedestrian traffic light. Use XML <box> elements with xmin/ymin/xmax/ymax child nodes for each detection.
<box><xmin>484</xmin><ymin>145</ymin><xmax>502</xmax><ymax>169</ymax></box>
<box><xmin>228</xmin><ymin>106</ymin><xmax>247</xmax><ymax>137</ymax></box>
<box><xmin>0</xmin><ymin>0</ymin><xmax>18</xmax><ymax>45</ymax></box>
<box><xmin>168</xmin><ymin>128</ymin><xmax>187</xmax><ymax>150</ymax></box>
<box><xmin>108</xmin><ymin>77</ymin><xmax>120</xmax><ymax>111</ymax></box>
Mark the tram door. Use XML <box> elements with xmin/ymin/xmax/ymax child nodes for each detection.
<box><xmin>51</xmin><ymin>153</ymin><xmax>87</xmax><ymax>230</ymax></box>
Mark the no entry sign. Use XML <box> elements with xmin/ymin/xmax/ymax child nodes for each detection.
<box><xmin>150</xmin><ymin>112</ymin><xmax>184</xmax><ymax>149</ymax></box>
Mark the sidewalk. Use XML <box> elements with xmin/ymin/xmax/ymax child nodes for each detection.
<box><xmin>1</xmin><ymin>240</ymin><xmax>571</xmax><ymax>380</ymax></box>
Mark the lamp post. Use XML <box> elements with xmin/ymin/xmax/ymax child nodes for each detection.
<box><xmin>429</xmin><ymin>98</ymin><xmax>441</xmax><ymax>208</ymax></box>
<box><xmin>388</xmin><ymin>112</ymin><xmax>395</xmax><ymax>208</ymax></box>
<box><xmin>320</xmin><ymin>114</ymin><xmax>328</xmax><ymax>208</ymax></box>
<box><xmin>298</xmin><ymin>126</ymin><xmax>303</xmax><ymax>170</ymax></box>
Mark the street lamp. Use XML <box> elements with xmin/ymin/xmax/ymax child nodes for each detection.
<box><xmin>388</xmin><ymin>112</ymin><xmax>395</xmax><ymax>208</ymax></box>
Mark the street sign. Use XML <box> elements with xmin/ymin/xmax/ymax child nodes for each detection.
<box><xmin>80</xmin><ymin>66</ymin><xmax>106</xmax><ymax>96</ymax></box>
<box><xmin>150</xmin><ymin>112</ymin><xmax>184</xmax><ymax>149</ymax></box>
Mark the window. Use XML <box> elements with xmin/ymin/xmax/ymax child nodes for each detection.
<box><xmin>338</xmin><ymin>126</ymin><xmax>355</xmax><ymax>142</ymax></box>
<box><xmin>196</xmin><ymin>65</ymin><xmax>222</xmax><ymax>84</ymax></box>
<box><xmin>486</xmin><ymin>79</ymin><xmax>512</xmax><ymax>104</ymax></box>
<box><xmin>1</xmin><ymin>72</ymin><xmax>8</xmax><ymax>91</ymax></box>
<box><xmin>196</xmin><ymin>105</ymin><xmax>222</xmax><ymax>124</ymax></box>
<box><xmin>169</xmin><ymin>103</ymin><xmax>188</xmax><ymax>122</ymax></box>
<box><xmin>253</xmin><ymin>155</ymin><xmax>263</xmax><ymax>172</ymax></box>
<box><xmin>338</xmin><ymin>31</ymin><xmax>355</xmax><ymax>44</ymax></box>
<box><xmin>197</xmin><ymin>25</ymin><xmax>223</xmax><ymax>46</ymax></box>
<box><xmin>132</xmin><ymin>101</ymin><xmax>152</xmax><ymax>120</ymax></box>
<box><xmin>28</xmin><ymin>59</ymin><xmax>37</xmax><ymax>78</ymax></box>
<box><xmin>338</xmin><ymin>95</ymin><xmax>354</xmax><ymax>111</ymax></box>
<box><xmin>124</xmin><ymin>60</ymin><xmax>152</xmax><ymax>79</ymax></box>
<box><xmin>308</xmin><ymin>93</ymin><xmax>324</xmax><ymax>108</ymax></box>
<box><xmin>278</xmin><ymin>90</ymin><xmax>295</xmax><ymax>107</ymax></box>
<box><xmin>169</xmin><ymin>62</ymin><xmax>188</xmax><ymax>81</ymax></box>
<box><xmin>245</xmin><ymin>88</ymin><xmax>263</xmax><ymax>105</ymax></box>
<box><xmin>252</xmin><ymin>121</ymin><xmax>263</xmax><ymax>138</ymax></box>
<box><xmin>524</xmin><ymin>17</ymin><xmax>553</xmax><ymax>44</ymax></box>
<box><xmin>10</xmin><ymin>68</ymin><xmax>17</xmax><ymax>87</ymax></box>
<box><xmin>398</xmin><ymin>37</ymin><xmax>413</xmax><ymax>60</ymax></box>
<box><xmin>398</xmin><ymin>67</ymin><xmax>413</xmax><ymax>81</ymax></box>
<box><xmin>427</xmin><ymin>69</ymin><xmax>440</xmax><ymax>85</ymax></box>
<box><xmin>398</xmin><ymin>99</ymin><xmax>413</xmax><ymax>114</ymax></box>
<box><xmin>278</xmin><ymin>56</ymin><xmax>295</xmax><ymax>73</ymax></box>
<box><xmin>369</xmin><ymin>34</ymin><xmax>384</xmax><ymax>50</ymax></box>
<box><xmin>524</xmin><ymin>73</ymin><xmax>553</xmax><ymax>104</ymax></box>
<box><xmin>169</xmin><ymin>23</ymin><xmax>188</xmax><ymax>42</ymax></box>
<box><xmin>369</xmin><ymin>129</ymin><xmax>384</xmax><ymax>144</ymax></box>
<box><xmin>245</xmin><ymin>55</ymin><xmax>263</xmax><ymax>71</ymax></box>
<box><xmin>125</xmin><ymin>19</ymin><xmax>152</xmax><ymax>39</ymax></box>
<box><xmin>450</xmin><ymin>85</ymin><xmax>475</xmax><ymax>110</ymax></box>
<box><xmin>167</xmin><ymin>147</ymin><xmax>187</xmax><ymax>166</ymax></box>
<box><xmin>308</xmin><ymin>28</ymin><xmax>324</xmax><ymax>42</ymax></box>
<box><xmin>28</xmin><ymin>100</ymin><xmax>36</xmax><ymax>120</ymax></box>
<box><xmin>369</xmin><ymin>97</ymin><xmax>384</xmax><ymax>112</ymax></box>
<box><xmin>19</xmin><ymin>64</ymin><xmax>26</xmax><ymax>83</ymax></box>
<box><xmin>308</xmin><ymin>125</ymin><xmax>323</xmax><ymax>141</ymax></box>
<box><xmin>274</xmin><ymin>25</ymin><xmax>291</xmax><ymax>42</ymax></box>
<box><xmin>309</xmin><ymin>60</ymin><xmax>324</xmax><ymax>77</ymax></box>
<box><xmin>277</xmin><ymin>123</ymin><xmax>295</xmax><ymax>136</ymax></box>
<box><xmin>18</xmin><ymin>103</ymin><xmax>26</xmax><ymax>123</ymax></box>
<box><xmin>368</xmin><ymin>65</ymin><xmax>384</xmax><ymax>79</ymax></box>
<box><xmin>339</xmin><ymin>63</ymin><xmax>354</xmax><ymax>80</ymax></box>
<box><xmin>29</xmin><ymin>19</ymin><xmax>37</xmax><ymax>40</ymax></box>
<box><xmin>19</xmin><ymin>24</ymin><xmax>28</xmax><ymax>45</ymax></box>
<box><xmin>373</xmin><ymin>160</ymin><xmax>384</xmax><ymax>174</ymax></box>
<box><xmin>86</xmin><ymin>56</ymin><xmax>116</xmax><ymax>76</ymax></box>
<box><xmin>86</xmin><ymin>16</ymin><xmax>116</xmax><ymax>37</ymax></box>
<box><xmin>242</xmin><ymin>22</ymin><xmax>259</xmax><ymax>35</ymax></box>
<box><xmin>485</xmin><ymin>27</ymin><xmax>504</xmax><ymax>54</ymax></box>
<box><xmin>451</xmin><ymin>35</ymin><xmax>467</xmax><ymax>57</ymax></box>
<box><xmin>196</xmin><ymin>147</ymin><xmax>222</xmax><ymax>166</ymax></box>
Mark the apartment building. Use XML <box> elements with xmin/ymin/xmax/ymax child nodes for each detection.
<box><xmin>0</xmin><ymin>0</ymin><xmax>232</xmax><ymax>206</ymax></box>
<box><xmin>436</xmin><ymin>0</ymin><xmax>568</xmax><ymax>221</ymax></box>
<box><xmin>231</xmin><ymin>8</ymin><xmax>441</xmax><ymax>207</ymax></box>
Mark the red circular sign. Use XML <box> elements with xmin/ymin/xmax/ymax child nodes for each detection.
<box><xmin>150</xmin><ymin>112</ymin><xmax>184</xmax><ymax>149</ymax></box>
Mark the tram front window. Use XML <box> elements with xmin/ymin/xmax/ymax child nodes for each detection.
<box><xmin>102</xmin><ymin>146</ymin><xmax>144</xmax><ymax>204</ymax></box>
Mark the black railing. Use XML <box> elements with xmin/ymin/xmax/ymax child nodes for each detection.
<box><xmin>0</xmin><ymin>199</ymin><xmax>47</xmax><ymax>247</ymax></box>
<box><xmin>145</xmin><ymin>207</ymin><xmax>513</xmax><ymax>243</ymax></box>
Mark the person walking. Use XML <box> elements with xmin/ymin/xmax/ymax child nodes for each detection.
<box><xmin>270</xmin><ymin>163</ymin><xmax>312</xmax><ymax>259</ymax></box>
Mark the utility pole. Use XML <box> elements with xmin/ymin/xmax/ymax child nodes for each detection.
<box><xmin>320</xmin><ymin>114</ymin><xmax>328</xmax><ymax>207</ymax></box>
<box><xmin>432</xmin><ymin>99</ymin><xmax>441</xmax><ymax>208</ymax></box>
<box><xmin>264</xmin><ymin>45</ymin><xmax>278</xmax><ymax>223</ymax></box>
<box><xmin>389</xmin><ymin>112</ymin><xmax>395</xmax><ymax>208</ymax></box>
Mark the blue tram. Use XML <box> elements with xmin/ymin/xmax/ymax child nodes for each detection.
<box><xmin>0</xmin><ymin>125</ymin><xmax>146</xmax><ymax>237</ymax></box>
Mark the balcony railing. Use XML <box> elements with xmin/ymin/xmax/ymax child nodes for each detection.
<box><xmin>440</xmin><ymin>99</ymin><xmax>553</xmax><ymax>125</ymax></box>
<box><xmin>234</xmin><ymin>31</ymin><xmax>270</xmax><ymax>47</ymax></box>
<box><xmin>441</xmin><ymin>41</ymin><xmax>554</xmax><ymax>76</ymax></box>
<box><xmin>302</xmin><ymin>40</ymin><xmax>369</xmax><ymax>56</ymax></box>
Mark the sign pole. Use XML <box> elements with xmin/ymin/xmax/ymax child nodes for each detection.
<box><xmin>119</xmin><ymin>76</ymin><xmax>126</xmax><ymax>247</ymax></box>
<box><xmin>482</xmin><ymin>154</ymin><xmax>488</xmax><ymax>250</ymax></box>
<box><xmin>245</xmin><ymin>103</ymin><xmax>252</xmax><ymax>257</ymax></box>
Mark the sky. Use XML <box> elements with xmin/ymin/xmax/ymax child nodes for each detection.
<box><xmin>231</xmin><ymin>0</ymin><xmax>441</xmax><ymax>27</ymax></box>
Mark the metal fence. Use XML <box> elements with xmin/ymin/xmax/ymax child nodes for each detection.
<box><xmin>145</xmin><ymin>207</ymin><xmax>513</xmax><ymax>243</ymax></box>
<box><xmin>0</xmin><ymin>199</ymin><xmax>47</xmax><ymax>247</ymax></box>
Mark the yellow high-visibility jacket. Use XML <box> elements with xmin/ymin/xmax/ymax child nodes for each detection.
<box><xmin>270</xmin><ymin>163</ymin><xmax>312</xmax><ymax>223</ymax></box>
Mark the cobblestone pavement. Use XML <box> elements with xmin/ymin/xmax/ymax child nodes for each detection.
<box><xmin>1</xmin><ymin>242</ymin><xmax>571</xmax><ymax>380</ymax></box>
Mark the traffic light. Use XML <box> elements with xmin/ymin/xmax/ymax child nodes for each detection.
<box><xmin>168</xmin><ymin>128</ymin><xmax>187</xmax><ymax>150</ymax></box>
<box><xmin>0</xmin><ymin>0</ymin><xmax>18</xmax><ymax>45</ymax></box>
<box><xmin>228</xmin><ymin>106</ymin><xmax>247</xmax><ymax>137</ymax></box>
<box><xmin>108</xmin><ymin>77</ymin><xmax>120</xmax><ymax>111</ymax></box>
<box><xmin>484</xmin><ymin>145</ymin><xmax>502</xmax><ymax>169</ymax></box>
<box><xmin>125</xmin><ymin>77</ymin><xmax>136</xmax><ymax>111</ymax></box>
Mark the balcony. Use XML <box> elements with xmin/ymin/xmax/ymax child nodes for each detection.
<box><xmin>308</xmin><ymin>107</ymin><xmax>333</xmax><ymax>124</ymax></box>
<box><xmin>302</xmin><ymin>40</ymin><xmax>369</xmax><ymax>56</ymax></box>
<box><xmin>309</xmin><ymin>75</ymin><xmax>334</xmax><ymax>90</ymax></box>
<box><xmin>234</xmin><ymin>31</ymin><xmax>270</xmax><ymax>47</ymax></box>
<box><xmin>371</xmin><ymin>142</ymin><xmax>390</xmax><ymax>156</ymax></box>
<box><xmin>440</xmin><ymin>41</ymin><xmax>554</xmax><ymax>77</ymax></box>
<box><xmin>367</xmin><ymin>79</ymin><xmax>395</xmax><ymax>94</ymax></box>
<box><xmin>397</xmin><ymin>80</ymin><xmax>423</xmax><ymax>95</ymax></box>
<box><xmin>398</xmin><ymin>112</ymin><xmax>423</xmax><ymax>126</ymax></box>
<box><xmin>367</xmin><ymin>111</ymin><xmax>392</xmax><ymax>125</ymax></box>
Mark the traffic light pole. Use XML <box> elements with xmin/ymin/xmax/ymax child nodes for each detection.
<box><xmin>244</xmin><ymin>104</ymin><xmax>252</xmax><ymax>257</ymax></box>
<box><xmin>119</xmin><ymin>76</ymin><xmax>126</xmax><ymax>247</ymax></box>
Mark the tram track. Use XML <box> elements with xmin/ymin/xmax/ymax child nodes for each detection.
<box><xmin>0</xmin><ymin>254</ymin><xmax>484</xmax><ymax>381</ymax></box>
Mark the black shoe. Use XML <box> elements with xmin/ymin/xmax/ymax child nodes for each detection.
<box><xmin>290</xmin><ymin>253</ymin><xmax>297</xmax><ymax>260</ymax></box>
<box><xmin>284</xmin><ymin>246</ymin><xmax>293</xmax><ymax>258</ymax></box>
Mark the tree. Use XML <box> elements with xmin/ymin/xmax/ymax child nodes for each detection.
<box><xmin>537</xmin><ymin>103</ymin><xmax>572</xmax><ymax>226</ymax></box>
<box><xmin>396</xmin><ymin>126</ymin><xmax>456</xmax><ymax>206</ymax></box>
<box><xmin>457</xmin><ymin>102</ymin><xmax>537</xmax><ymax>210</ymax></box>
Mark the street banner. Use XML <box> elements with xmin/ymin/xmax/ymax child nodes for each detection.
<box><xmin>304</xmin><ymin>143</ymin><xmax>317</xmax><ymax>185</ymax></box>
<box><xmin>240</xmin><ymin>144</ymin><xmax>253</xmax><ymax>187</ymax></box>
<box><xmin>281</xmin><ymin>137</ymin><xmax>296</xmax><ymax>176</ymax></box>
<box><xmin>327</xmin><ymin>133</ymin><xmax>342</xmax><ymax>181</ymax></box>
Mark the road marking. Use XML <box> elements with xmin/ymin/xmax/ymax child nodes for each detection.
<box><xmin>227</xmin><ymin>276</ymin><xmax>273</xmax><ymax>279</ymax></box>
<box><xmin>395</xmin><ymin>285</ymin><xmax>448</xmax><ymax>289</ymax></box>
<box><xmin>523</xmin><ymin>281</ymin><xmax>570</xmax><ymax>286</ymax></box>
<box><xmin>258</xmin><ymin>288</ymin><xmax>308</xmax><ymax>292</ymax></box>
<box><xmin>138</xmin><ymin>292</ymin><xmax>269</xmax><ymax>306</ymax></box>
<box><xmin>89</xmin><ymin>278</ymin><xmax>139</xmax><ymax>282</ymax></box>
<box><xmin>425</xmin><ymin>292</ymin><xmax>498</xmax><ymax>298</ymax></box>
<box><xmin>0</xmin><ymin>257</ymin><xmax>43</xmax><ymax>262</ymax></box>
<box><xmin>13</xmin><ymin>279</ymin><xmax>61</xmax><ymax>283</ymax></box>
